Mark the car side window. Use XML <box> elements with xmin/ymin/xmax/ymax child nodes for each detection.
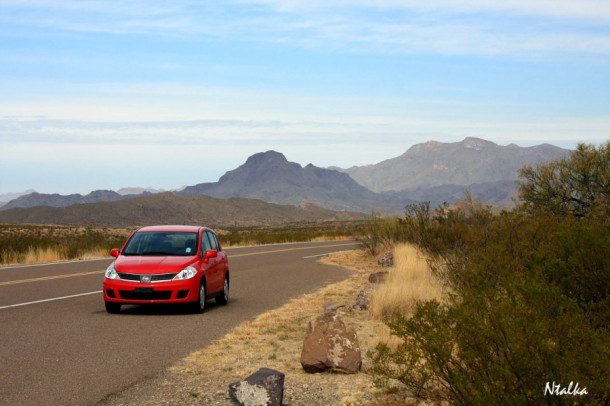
<box><xmin>206</xmin><ymin>231</ymin><xmax>219</xmax><ymax>251</ymax></box>
<box><xmin>201</xmin><ymin>231</ymin><xmax>212</xmax><ymax>257</ymax></box>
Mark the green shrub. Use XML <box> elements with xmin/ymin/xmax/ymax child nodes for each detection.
<box><xmin>519</xmin><ymin>142</ymin><xmax>610</xmax><ymax>218</ymax></box>
<box><xmin>369</xmin><ymin>198</ymin><xmax>610</xmax><ymax>403</ymax></box>
<box><xmin>359</xmin><ymin>210</ymin><xmax>409</xmax><ymax>255</ymax></box>
<box><xmin>370</xmin><ymin>276</ymin><xmax>609</xmax><ymax>404</ymax></box>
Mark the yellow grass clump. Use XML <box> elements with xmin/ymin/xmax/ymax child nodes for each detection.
<box><xmin>24</xmin><ymin>246</ymin><xmax>66</xmax><ymax>264</ymax></box>
<box><xmin>370</xmin><ymin>243</ymin><xmax>445</xmax><ymax>320</ymax></box>
<box><xmin>0</xmin><ymin>246</ymin><xmax>67</xmax><ymax>265</ymax></box>
<box><xmin>79</xmin><ymin>247</ymin><xmax>112</xmax><ymax>260</ymax></box>
<box><xmin>1</xmin><ymin>246</ymin><xmax>110</xmax><ymax>265</ymax></box>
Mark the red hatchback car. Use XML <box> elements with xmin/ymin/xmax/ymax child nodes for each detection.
<box><xmin>103</xmin><ymin>225</ymin><xmax>229</xmax><ymax>314</ymax></box>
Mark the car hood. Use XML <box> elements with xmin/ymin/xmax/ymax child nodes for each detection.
<box><xmin>114</xmin><ymin>255</ymin><xmax>195</xmax><ymax>274</ymax></box>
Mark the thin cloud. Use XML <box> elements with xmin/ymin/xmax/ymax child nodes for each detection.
<box><xmin>2</xmin><ymin>1</ymin><xmax>609</xmax><ymax>56</ymax></box>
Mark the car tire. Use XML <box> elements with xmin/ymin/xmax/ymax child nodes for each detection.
<box><xmin>216</xmin><ymin>275</ymin><xmax>229</xmax><ymax>305</ymax></box>
<box><xmin>191</xmin><ymin>280</ymin><xmax>206</xmax><ymax>314</ymax></box>
<box><xmin>105</xmin><ymin>301</ymin><xmax>121</xmax><ymax>314</ymax></box>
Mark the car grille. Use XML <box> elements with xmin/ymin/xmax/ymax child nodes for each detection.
<box><xmin>116</xmin><ymin>272</ymin><xmax>179</xmax><ymax>282</ymax></box>
<box><xmin>119</xmin><ymin>290</ymin><xmax>172</xmax><ymax>300</ymax></box>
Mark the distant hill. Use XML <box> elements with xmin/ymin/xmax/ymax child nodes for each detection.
<box><xmin>179</xmin><ymin>151</ymin><xmax>413</xmax><ymax>212</ymax></box>
<box><xmin>117</xmin><ymin>187</ymin><xmax>167</xmax><ymax>195</ymax></box>
<box><xmin>0</xmin><ymin>192</ymin><xmax>366</xmax><ymax>227</ymax></box>
<box><xmin>341</xmin><ymin>137</ymin><xmax>569</xmax><ymax>193</ymax></box>
<box><xmin>0</xmin><ymin>189</ymin><xmax>36</xmax><ymax>205</ymax></box>
<box><xmin>0</xmin><ymin>190</ymin><xmax>141</xmax><ymax>211</ymax></box>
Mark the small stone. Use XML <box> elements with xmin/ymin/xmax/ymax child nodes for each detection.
<box><xmin>377</xmin><ymin>251</ymin><xmax>394</xmax><ymax>267</ymax></box>
<box><xmin>228</xmin><ymin>368</ymin><xmax>284</xmax><ymax>406</ymax></box>
<box><xmin>352</xmin><ymin>291</ymin><xmax>370</xmax><ymax>310</ymax></box>
<box><xmin>323</xmin><ymin>302</ymin><xmax>348</xmax><ymax>313</ymax></box>
<box><xmin>368</xmin><ymin>271</ymin><xmax>389</xmax><ymax>284</ymax></box>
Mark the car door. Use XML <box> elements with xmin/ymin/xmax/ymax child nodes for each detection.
<box><xmin>203</xmin><ymin>230</ymin><xmax>223</xmax><ymax>293</ymax></box>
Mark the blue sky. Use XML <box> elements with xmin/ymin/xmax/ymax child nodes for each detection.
<box><xmin>1</xmin><ymin>0</ymin><xmax>609</xmax><ymax>195</ymax></box>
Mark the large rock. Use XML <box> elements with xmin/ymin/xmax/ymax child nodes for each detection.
<box><xmin>300</xmin><ymin>313</ymin><xmax>362</xmax><ymax>374</ymax></box>
<box><xmin>228</xmin><ymin>368</ymin><xmax>285</xmax><ymax>406</ymax></box>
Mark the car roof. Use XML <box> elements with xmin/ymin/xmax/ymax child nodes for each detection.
<box><xmin>136</xmin><ymin>225</ymin><xmax>206</xmax><ymax>233</ymax></box>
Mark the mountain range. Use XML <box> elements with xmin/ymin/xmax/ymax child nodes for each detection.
<box><xmin>0</xmin><ymin>137</ymin><xmax>570</xmax><ymax>224</ymax></box>
<box><xmin>0</xmin><ymin>193</ymin><xmax>365</xmax><ymax>228</ymax></box>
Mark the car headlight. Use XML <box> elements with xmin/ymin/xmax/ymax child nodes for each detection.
<box><xmin>174</xmin><ymin>266</ymin><xmax>198</xmax><ymax>280</ymax></box>
<box><xmin>105</xmin><ymin>262</ymin><xmax>120</xmax><ymax>280</ymax></box>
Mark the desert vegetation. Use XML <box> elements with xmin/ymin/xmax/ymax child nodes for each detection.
<box><xmin>0</xmin><ymin>225</ymin><xmax>131</xmax><ymax>265</ymax></box>
<box><xmin>0</xmin><ymin>221</ymin><xmax>365</xmax><ymax>266</ymax></box>
<box><xmin>366</xmin><ymin>142</ymin><xmax>610</xmax><ymax>404</ymax></box>
<box><xmin>219</xmin><ymin>221</ymin><xmax>365</xmax><ymax>247</ymax></box>
<box><xmin>369</xmin><ymin>243</ymin><xmax>445</xmax><ymax>320</ymax></box>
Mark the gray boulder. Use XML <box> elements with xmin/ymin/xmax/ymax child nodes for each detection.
<box><xmin>228</xmin><ymin>368</ymin><xmax>284</xmax><ymax>406</ymax></box>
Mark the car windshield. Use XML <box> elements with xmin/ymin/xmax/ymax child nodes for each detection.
<box><xmin>122</xmin><ymin>231</ymin><xmax>198</xmax><ymax>256</ymax></box>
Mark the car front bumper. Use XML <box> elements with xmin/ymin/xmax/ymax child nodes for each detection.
<box><xmin>103</xmin><ymin>278</ymin><xmax>200</xmax><ymax>304</ymax></box>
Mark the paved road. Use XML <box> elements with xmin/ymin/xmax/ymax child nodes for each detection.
<box><xmin>0</xmin><ymin>240</ymin><xmax>360</xmax><ymax>406</ymax></box>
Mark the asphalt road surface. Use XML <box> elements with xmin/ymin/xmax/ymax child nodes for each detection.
<box><xmin>0</xmin><ymin>240</ymin><xmax>360</xmax><ymax>406</ymax></box>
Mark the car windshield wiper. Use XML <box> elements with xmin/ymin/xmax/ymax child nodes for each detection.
<box><xmin>139</xmin><ymin>251</ymin><xmax>174</xmax><ymax>256</ymax></box>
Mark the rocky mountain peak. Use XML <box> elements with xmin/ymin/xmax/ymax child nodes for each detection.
<box><xmin>462</xmin><ymin>137</ymin><xmax>495</xmax><ymax>150</ymax></box>
<box><xmin>244</xmin><ymin>150</ymin><xmax>290</xmax><ymax>167</ymax></box>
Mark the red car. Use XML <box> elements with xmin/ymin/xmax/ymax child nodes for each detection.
<box><xmin>103</xmin><ymin>225</ymin><xmax>229</xmax><ymax>314</ymax></box>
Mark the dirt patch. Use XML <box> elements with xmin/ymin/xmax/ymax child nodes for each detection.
<box><xmin>101</xmin><ymin>249</ymin><xmax>410</xmax><ymax>405</ymax></box>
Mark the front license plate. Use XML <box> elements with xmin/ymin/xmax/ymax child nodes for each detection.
<box><xmin>134</xmin><ymin>287</ymin><xmax>154</xmax><ymax>293</ymax></box>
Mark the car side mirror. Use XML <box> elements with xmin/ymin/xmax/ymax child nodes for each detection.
<box><xmin>203</xmin><ymin>249</ymin><xmax>218</xmax><ymax>262</ymax></box>
<box><xmin>110</xmin><ymin>248</ymin><xmax>121</xmax><ymax>258</ymax></box>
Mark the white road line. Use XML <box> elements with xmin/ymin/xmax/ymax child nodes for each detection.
<box><xmin>303</xmin><ymin>253</ymin><xmax>332</xmax><ymax>259</ymax></box>
<box><xmin>0</xmin><ymin>291</ymin><xmax>102</xmax><ymax>310</ymax></box>
<box><xmin>231</xmin><ymin>243</ymin><xmax>357</xmax><ymax>258</ymax></box>
<box><xmin>0</xmin><ymin>258</ymin><xmax>110</xmax><ymax>270</ymax></box>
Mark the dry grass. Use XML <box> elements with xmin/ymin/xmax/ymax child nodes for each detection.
<box><xmin>79</xmin><ymin>247</ymin><xmax>112</xmax><ymax>260</ymax></box>
<box><xmin>1</xmin><ymin>246</ymin><xmax>66</xmax><ymax>265</ymax></box>
<box><xmin>23</xmin><ymin>246</ymin><xmax>66</xmax><ymax>264</ymax></box>
<box><xmin>0</xmin><ymin>245</ymin><xmax>112</xmax><ymax>265</ymax></box>
<box><xmin>370</xmin><ymin>243</ymin><xmax>446</xmax><ymax>320</ymax></box>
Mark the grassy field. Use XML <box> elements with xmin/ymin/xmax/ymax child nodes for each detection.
<box><xmin>0</xmin><ymin>221</ymin><xmax>367</xmax><ymax>266</ymax></box>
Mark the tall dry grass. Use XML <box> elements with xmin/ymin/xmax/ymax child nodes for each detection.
<box><xmin>370</xmin><ymin>243</ymin><xmax>446</xmax><ymax>320</ymax></box>
<box><xmin>1</xmin><ymin>246</ymin><xmax>66</xmax><ymax>265</ymax></box>
<box><xmin>1</xmin><ymin>246</ymin><xmax>109</xmax><ymax>265</ymax></box>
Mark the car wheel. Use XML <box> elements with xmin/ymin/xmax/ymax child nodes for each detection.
<box><xmin>216</xmin><ymin>275</ymin><xmax>229</xmax><ymax>305</ymax></box>
<box><xmin>105</xmin><ymin>301</ymin><xmax>121</xmax><ymax>314</ymax></box>
<box><xmin>191</xmin><ymin>280</ymin><xmax>206</xmax><ymax>314</ymax></box>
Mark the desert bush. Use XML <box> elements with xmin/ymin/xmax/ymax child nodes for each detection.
<box><xmin>369</xmin><ymin>189</ymin><xmax>610</xmax><ymax>403</ymax></box>
<box><xmin>519</xmin><ymin>141</ymin><xmax>609</xmax><ymax>218</ymax></box>
<box><xmin>370</xmin><ymin>278</ymin><xmax>609</xmax><ymax>404</ymax></box>
<box><xmin>359</xmin><ymin>211</ymin><xmax>409</xmax><ymax>255</ymax></box>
